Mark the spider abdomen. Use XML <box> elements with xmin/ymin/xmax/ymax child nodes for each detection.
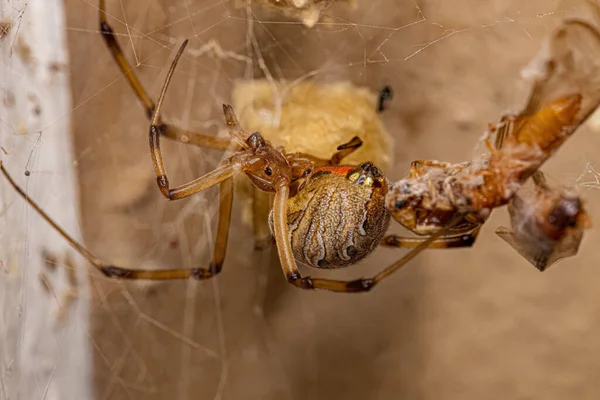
<box><xmin>272</xmin><ymin>171</ymin><xmax>390</xmax><ymax>269</ymax></box>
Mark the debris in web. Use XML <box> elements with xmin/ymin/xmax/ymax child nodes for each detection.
<box><xmin>385</xmin><ymin>15</ymin><xmax>600</xmax><ymax>272</ymax></box>
<box><xmin>248</xmin><ymin>0</ymin><xmax>355</xmax><ymax>27</ymax></box>
<box><xmin>496</xmin><ymin>171</ymin><xmax>590</xmax><ymax>271</ymax></box>
<box><xmin>520</xmin><ymin>18</ymin><xmax>600</xmax><ymax>125</ymax></box>
<box><xmin>494</xmin><ymin>17</ymin><xmax>600</xmax><ymax>269</ymax></box>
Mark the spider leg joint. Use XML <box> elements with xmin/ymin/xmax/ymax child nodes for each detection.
<box><xmin>190</xmin><ymin>268</ymin><xmax>212</xmax><ymax>280</ymax></box>
<box><xmin>99</xmin><ymin>21</ymin><xmax>113</xmax><ymax>36</ymax></box>
<box><xmin>287</xmin><ymin>272</ymin><xmax>315</xmax><ymax>290</ymax></box>
<box><xmin>101</xmin><ymin>265</ymin><xmax>133</xmax><ymax>279</ymax></box>
<box><xmin>347</xmin><ymin>278</ymin><xmax>376</xmax><ymax>292</ymax></box>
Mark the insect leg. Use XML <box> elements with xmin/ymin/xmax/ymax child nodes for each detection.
<box><xmin>409</xmin><ymin>160</ymin><xmax>455</xmax><ymax>178</ymax></box>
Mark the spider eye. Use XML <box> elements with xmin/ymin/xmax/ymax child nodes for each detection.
<box><xmin>303</xmin><ymin>169</ymin><xmax>311</xmax><ymax>177</ymax></box>
<box><xmin>265</xmin><ymin>167</ymin><xmax>273</xmax><ymax>176</ymax></box>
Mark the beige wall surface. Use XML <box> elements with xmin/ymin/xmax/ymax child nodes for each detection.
<box><xmin>61</xmin><ymin>0</ymin><xmax>600</xmax><ymax>398</ymax></box>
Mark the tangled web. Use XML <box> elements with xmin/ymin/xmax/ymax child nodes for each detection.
<box><xmin>2</xmin><ymin>0</ymin><xmax>600</xmax><ymax>399</ymax></box>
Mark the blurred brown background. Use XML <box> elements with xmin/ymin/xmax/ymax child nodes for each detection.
<box><xmin>64</xmin><ymin>0</ymin><xmax>600</xmax><ymax>399</ymax></box>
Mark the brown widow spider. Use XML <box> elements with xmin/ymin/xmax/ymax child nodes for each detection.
<box><xmin>1</xmin><ymin>39</ymin><xmax>461</xmax><ymax>293</ymax></box>
<box><xmin>495</xmin><ymin>170</ymin><xmax>590</xmax><ymax>271</ymax></box>
<box><xmin>98</xmin><ymin>0</ymin><xmax>393</xmax><ymax>250</ymax></box>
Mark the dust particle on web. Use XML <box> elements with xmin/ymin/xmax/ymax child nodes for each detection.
<box><xmin>4</xmin><ymin>90</ymin><xmax>15</xmax><ymax>107</ymax></box>
<box><xmin>0</xmin><ymin>20</ymin><xmax>11</xmax><ymax>39</ymax></box>
<box><xmin>15</xmin><ymin>36</ymin><xmax>34</xmax><ymax>67</ymax></box>
<box><xmin>38</xmin><ymin>251</ymin><xmax>80</xmax><ymax>324</ymax></box>
<box><xmin>250</xmin><ymin>0</ymin><xmax>353</xmax><ymax>28</ymax></box>
<box><xmin>27</xmin><ymin>92</ymin><xmax>41</xmax><ymax>116</ymax></box>
<box><xmin>16</xmin><ymin>121</ymin><xmax>27</xmax><ymax>134</ymax></box>
<box><xmin>48</xmin><ymin>61</ymin><xmax>66</xmax><ymax>74</ymax></box>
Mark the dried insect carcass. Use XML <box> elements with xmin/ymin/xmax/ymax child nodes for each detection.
<box><xmin>384</xmin><ymin>93</ymin><xmax>584</xmax><ymax>251</ymax></box>
<box><xmin>493</xmin><ymin>17</ymin><xmax>600</xmax><ymax>267</ymax></box>
<box><xmin>496</xmin><ymin>171</ymin><xmax>591</xmax><ymax>271</ymax></box>
<box><xmin>384</xmin><ymin>18</ymin><xmax>600</xmax><ymax>261</ymax></box>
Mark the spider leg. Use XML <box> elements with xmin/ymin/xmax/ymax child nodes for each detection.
<box><xmin>285</xmin><ymin>136</ymin><xmax>364</xmax><ymax>173</ymax></box>
<box><xmin>252</xmin><ymin>188</ymin><xmax>275</xmax><ymax>250</ymax></box>
<box><xmin>148</xmin><ymin>40</ymin><xmax>241</xmax><ymax>200</ymax></box>
<box><xmin>98</xmin><ymin>0</ymin><xmax>231</xmax><ymax>151</ymax></box>
<box><xmin>381</xmin><ymin>225</ymin><xmax>481</xmax><ymax>249</ymax></box>
<box><xmin>272</xmin><ymin>184</ymin><xmax>465</xmax><ymax>293</ymax></box>
<box><xmin>0</xmin><ymin>162</ymin><xmax>229</xmax><ymax>280</ymax></box>
<box><xmin>211</xmin><ymin>177</ymin><xmax>234</xmax><ymax>273</ymax></box>
<box><xmin>328</xmin><ymin>136</ymin><xmax>363</xmax><ymax>165</ymax></box>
